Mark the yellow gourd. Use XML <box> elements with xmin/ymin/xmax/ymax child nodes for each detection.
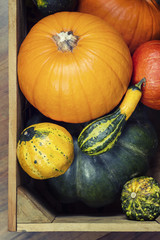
<box><xmin>17</xmin><ymin>122</ymin><xmax>74</xmax><ymax>179</ymax></box>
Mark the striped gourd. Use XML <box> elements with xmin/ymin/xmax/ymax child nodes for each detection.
<box><xmin>17</xmin><ymin>122</ymin><xmax>74</xmax><ymax>179</ymax></box>
<box><xmin>78</xmin><ymin>78</ymin><xmax>146</xmax><ymax>155</ymax></box>
<box><xmin>121</xmin><ymin>176</ymin><xmax>160</xmax><ymax>221</ymax></box>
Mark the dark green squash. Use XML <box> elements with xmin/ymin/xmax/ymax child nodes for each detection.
<box><xmin>121</xmin><ymin>176</ymin><xmax>160</xmax><ymax>221</ymax></box>
<box><xmin>32</xmin><ymin>0</ymin><xmax>78</xmax><ymax>16</ymax></box>
<box><xmin>46</xmin><ymin>105</ymin><xmax>158</xmax><ymax>208</ymax></box>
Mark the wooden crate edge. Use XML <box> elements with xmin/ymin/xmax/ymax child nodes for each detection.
<box><xmin>17</xmin><ymin>186</ymin><xmax>56</xmax><ymax>224</ymax></box>
<box><xmin>8</xmin><ymin>0</ymin><xmax>18</xmax><ymax>232</ymax></box>
<box><xmin>16</xmin><ymin>221</ymin><xmax>160</xmax><ymax>232</ymax></box>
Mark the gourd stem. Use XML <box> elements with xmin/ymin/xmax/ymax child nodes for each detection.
<box><xmin>135</xmin><ymin>77</ymin><xmax>146</xmax><ymax>89</ymax></box>
<box><xmin>131</xmin><ymin>192</ymin><xmax>137</xmax><ymax>199</ymax></box>
<box><xmin>53</xmin><ymin>31</ymin><xmax>79</xmax><ymax>52</ymax></box>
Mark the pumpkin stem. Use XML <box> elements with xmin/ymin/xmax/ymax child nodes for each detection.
<box><xmin>53</xmin><ymin>31</ymin><xmax>79</xmax><ymax>52</ymax></box>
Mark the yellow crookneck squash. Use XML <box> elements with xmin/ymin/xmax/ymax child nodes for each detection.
<box><xmin>18</xmin><ymin>11</ymin><xmax>132</xmax><ymax>123</ymax></box>
<box><xmin>16</xmin><ymin>122</ymin><xmax>74</xmax><ymax>179</ymax></box>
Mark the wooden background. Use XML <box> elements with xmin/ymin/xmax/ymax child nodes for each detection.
<box><xmin>0</xmin><ymin>0</ymin><xmax>160</xmax><ymax>239</ymax></box>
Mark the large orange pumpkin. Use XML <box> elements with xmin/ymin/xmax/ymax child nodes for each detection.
<box><xmin>78</xmin><ymin>0</ymin><xmax>160</xmax><ymax>54</ymax></box>
<box><xmin>18</xmin><ymin>12</ymin><xmax>132</xmax><ymax>123</ymax></box>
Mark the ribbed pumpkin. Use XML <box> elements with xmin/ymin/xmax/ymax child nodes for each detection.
<box><xmin>16</xmin><ymin>122</ymin><xmax>74</xmax><ymax>179</ymax></box>
<box><xmin>78</xmin><ymin>0</ymin><xmax>160</xmax><ymax>54</ymax></box>
<box><xmin>17</xmin><ymin>11</ymin><xmax>132</xmax><ymax>123</ymax></box>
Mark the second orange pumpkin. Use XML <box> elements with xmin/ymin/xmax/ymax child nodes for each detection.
<box><xmin>78</xmin><ymin>0</ymin><xmax>160</xmax><ymax>54</ymax></box>
<box><xmin>18</xmin><ymin>12</ymin><xmax>132</xmax><ymax>123</ymax></box>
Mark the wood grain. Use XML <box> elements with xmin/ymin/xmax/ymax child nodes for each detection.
<box><xmin>17</xmin><ymin>186</ymin><xmax>56</xmax><ymax>223</ymax></box>
<box><xmin>0</xmin><ymin>0</ymin><xmax>160</xmax><ymax>239</ymax></box>
<box><xmin>8</xmin><ymin>0</ymin><xmax>18</xmax><ymax>231</ymax></box>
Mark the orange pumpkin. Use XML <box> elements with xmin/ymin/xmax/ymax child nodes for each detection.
<box><xmin>78</xmin><ymin>0</ymin><xmax>160</xmax><ymax>54</ymax></box>
<box><xmin>18</xmin><ymin>12</ymin><xmax>132</xmax><ymax>123</ymax></box>
<box><xmin>131</xmin><ymin>40</ymin><xmax>160</xmax><ymax>110</ymax></box>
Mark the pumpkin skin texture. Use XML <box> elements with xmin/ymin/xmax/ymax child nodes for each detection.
<box><xmin>131</xmin><ymin>40</ymin><xmax>160</xmax><ymax>110</ymax></box>
<box><xmin>78</xmin><ymin>0</ymin><xmax>160</xmax><ymax>54</ymax></box>
<box><xmin>121</xmin><ymin>176</ymin><xmax>160</xmax><ymax>221</ymax></box>
<box><xmin>16</xmin><ymin>122</ymin><xmax>74</xmax><ymax>180</ymax></box>
<box><xmin>47</xmin><ymin>106</ymin><xmax>158</xmax><ymax>207</ymax></box>
<box><xmin>17</xmin><ymin>11</ymin><xmax>132</xmax><ymax>123</ymax></box>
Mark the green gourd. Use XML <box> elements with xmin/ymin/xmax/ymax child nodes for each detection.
<box><xmin>121</xmin><ymin>176</ymin><xmax>160</xmax><ymax>221</ymax></box>
<box><xmin>78</xmin><ymin>79</ymin><xmax>146</xmax><ymax>155</ymax></box>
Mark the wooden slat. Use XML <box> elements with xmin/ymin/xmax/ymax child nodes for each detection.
<box><xmin>17</xmin><ymin>220</ymin><xmax>160</xmax><ymax>232</ymax></box>
<box><xmin>156</xmin><ymin>215</ymin><xmax>160</xmax><ymax>224</ymax></box>
<box><xmin>17</xmin><ymin>215</ymin><xmax>160</xmax><ymax>232</ymax></box>
<box><xmin>8</xmin><ymin>0</ymin><xmax>18</xmax><ymax>232</ymax></box>
<box><xmin>8</xmin><ymin>0</ymin><xmax>27</xmax><ymax>232</ymax></box>
<box><xmin>17</xmin><ymin>186</ymin><xmax>56</xmax><ymax>223</ymax></box>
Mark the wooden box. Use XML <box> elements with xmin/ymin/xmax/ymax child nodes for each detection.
<box><xmin>8</xmin><ymin>0</ymin><xmax>160</xmax><ymax>232</ymax></box>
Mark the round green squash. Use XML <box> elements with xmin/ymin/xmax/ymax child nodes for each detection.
<box><xmin>46</xmin><ymin>105</ymin><xmax>158</xmax><ymax>208</ymax></box>
<box><xmin>121</xmin><ymin>176</ymin><xmax>160</xmax><ymax>221</ymax></box>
